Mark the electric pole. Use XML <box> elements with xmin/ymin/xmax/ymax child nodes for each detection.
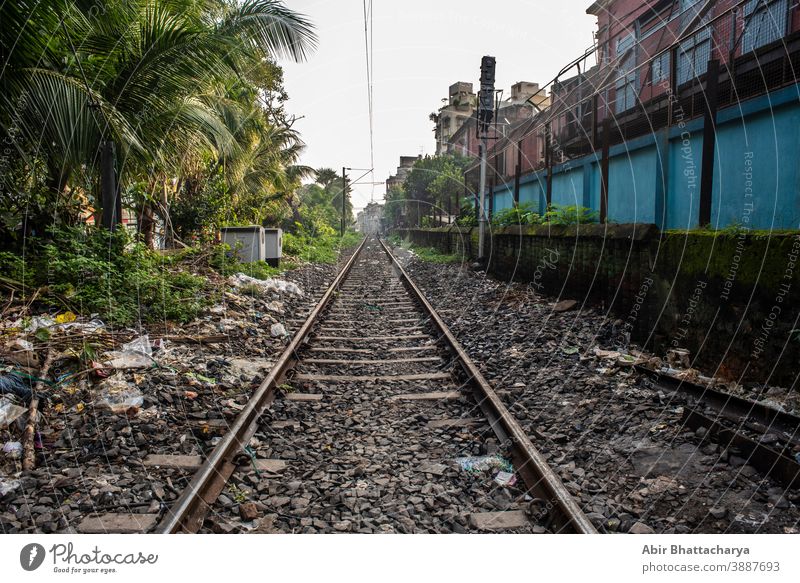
<box><xmin>341</xmin><ymin>167</ymin><xmax>347</xmax><ymax>236</ymax></box>
<box><xmin>477</xmin><ymin>55</ymin><xmax>496</xmax><ymax>261</ymax></box>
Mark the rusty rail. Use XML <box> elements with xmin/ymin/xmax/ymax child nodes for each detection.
<box><xmin>155</xmin><ymin>236</ymin><xmax>368</xmax><ymax>533</ymax></box>
<box><xmin>378</xmin><ymin>238</ymin><xmax>597</xmax><ymax>534</ymax></box>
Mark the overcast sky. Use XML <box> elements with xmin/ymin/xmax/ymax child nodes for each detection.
<box><xmin>281</xmin><ymin>1</ymin><xmax>598</xmax><ymax>212</ymax></box>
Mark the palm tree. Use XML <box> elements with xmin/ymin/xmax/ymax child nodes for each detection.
<box><xmin>1</xmin><ymin>0</ymin><xmax>317</xmax><ymax>237</ymax></box>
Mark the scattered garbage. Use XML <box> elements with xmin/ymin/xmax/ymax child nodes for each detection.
<box><xmin>666</xmin><ymin>348</ymin><xmax>691</xmax><ymax>369</ymax></box>
<box><xmin>270</xmin><ymin>323</ymin><xmax>288</xmax><ymax>337</ymax></box>
<box><xmin>0</xmin><ymin>479</ymin><xmax>21</xmax><ymax>497</ymax></box>
<box><xmin>265</xmin><ymin>300</ymin><xmax>285</xmax><ymax>314</ymax></box>
<box><xmin>2</xmin><ymin>341</ymin><xmax>40</xmax><ymax>369</ymax></box>
<box><xmin>494</xmin><ymin>470</ymin><xmax>518</xmax><ymax>487</ymax></box>
<box><xmin>185</xmin><ymin>372</ymin><xmax>217</xmax><ymax>386</ymax></box>
<box><xmin>54</xmin><ymin>311</ymin><xmax>77</xmax><ymax>324</ymax></box>
<box><xmin>0</xmin><ymin>373</ymin><xmax>32</xmax><ymax>400</ymax></box>
<box><xmin>103</xmin><ymin>334</ymin><xmax>155</xmax><ymax>369</ymax></box>
<box><xmin>2</xmin><ymin>441</ymin><xmax>23</xmax><ymax>459</ymax></box>
<box><xmin>23</xmin><ymin>315</ymin><xmax>56</xmax><ymax>332</ymax></box>
<box><xmin>229</xmin><ymin>273</ymin><xmax>303</xmax><ymax>297</ymax></box>
<box><xmin>592</xmin><ymin>347</ymin><xmax>638</xmax><ymax>367</ymax></box>
<box><xmin>455</xmin><ymin>454</ymin><xmax>513</xmax><ymax>474</ymax></box>
<box><xmin>94</xmin><ymin>375</ymin><xmax>144</xmax><ymax>416</ymax></box>
<box><xmin>10</xmin><ymin>338</ymin><xmax>33</xmax><ymax>352</ymax></box>
<box><xmin>0</xmin><ymin>397</ymin><xmax>27</xmax><ymax>427</ymax></box>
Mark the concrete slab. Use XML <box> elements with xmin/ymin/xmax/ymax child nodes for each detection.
<box><xmin>285</xmin><ymin>393</ymin><xmax>324</xmax><ymax>401</ymax></box>
<box><xmin>389</xmin><ymin>391</ymin><xmax>461</xmax><ymax>401</ymax></box>
<box><xmin>143</xmin><ymin>454</ymin><xmax>203</xmax><ymax>470</ymax></box>
<box><xmin>469</xmin><ymin>510</ymin><xmax>530</xmax><ymax>531</ymax></box>
<box><xmin>427</xmin><ymin>418</ymin><xmax>481</xmax><ymax>428</ymax></box>
<box><xmin>78</xmin><ymin>513</ymin><xmax>159</xmax><ymax>534</ymax></box>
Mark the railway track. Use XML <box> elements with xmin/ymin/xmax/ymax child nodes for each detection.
<box><xmin>155</xmin><ymin>236</ymin><xmax>596</xmax><ymax>533</ymax></box>
<box><xmin>637</xmin><ymin>368</ymin><xmax>800</xmax><ymax>490</ymax></box>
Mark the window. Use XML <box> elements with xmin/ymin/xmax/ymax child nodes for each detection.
<box><xmin>677</xmin><ymin>0</ymin><xmax>712</xmax><ymax>85</ymax></box>
<box><xmin>677</xmin><ymin>29</ymin><xmax>712</xmax><ymax>84</ymax></box>
<box><xmin>615</xmin><ymin>33</ymin><xmax>637</xmax><ymax>113</ymax></box>
<box><xmin>742</xmin><ymin>0</ymin><xmax>788</xmax><ymax>53</ymax></box>
<box><xmin>651</xmin><ymin>52</ymin><xmax>670</xmax><ymax>85</ymax></box>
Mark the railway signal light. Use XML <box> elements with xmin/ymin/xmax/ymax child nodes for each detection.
<box><xmin>478</xmin><ymin>55</ymin><xmax>496</xmax><ymax>134</ymax></box>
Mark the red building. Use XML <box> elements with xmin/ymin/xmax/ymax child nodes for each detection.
<box><xmin>459</xmin><ymin>0</ymin><xmax>800</xmax><ymax>214</ymax></box>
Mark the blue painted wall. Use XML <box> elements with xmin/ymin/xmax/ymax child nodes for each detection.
<box><xmin>519</xmin><ymin>179</ymin><xmax>544</xmax><ymax>213</ymax></box>
<box><xmin>608</xmin><ymin>145</ymin><xmax>657</xmax><ymax>223</ymax></box>
<box><xmin>551</xmin><ymin>167</ymin><xmax>584</xmax><ymax>208</ymax></box>
<box><xmin>487</xmin><ymin>82</ymin><xmax>800</xmax><ymax>230</ymax></box>
<box><xmin>712</xmin><ymin>102</ymin><xmax>800</xmax><ymax>230</ymax></box>
<box><xmin>493</xmin><ymin>185</ymin><xmax>514</xmax><ymax>213</ymax></box>
<box><xmin>665</xmin><ymin>131</ymin><xmax>702</xmax><ymax>229</ymax></box>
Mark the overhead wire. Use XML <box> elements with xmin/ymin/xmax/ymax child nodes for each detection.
<box><xmin>362</xmin><ymin>0</ymin><xmax>375</xmax><ymax>202</ymax></box>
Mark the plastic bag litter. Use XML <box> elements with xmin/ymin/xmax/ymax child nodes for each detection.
<box><xmin>229</xmin><ymin>273</ymin><xmax>303</xmax><ymax>297</ymax></box>
<box><xmin>455</xmin><ymin>454</ymin><xmax>513</xmax><ymax>474</ymax></box>
<box><xmin>0</xmin><ymin>479</ymin><xmax>20</xmax><ymax>497</ymax></box>
<box><xmin>494</xmin><ymin>470</ymin><xmax>517</xmax><ymax>487</ymax></box>
<box><xmin>26</xmin><ymin>315</ymin><xmax>56</xmax><ymax>332</ymax></box>
<box><xmin>94</xmin><ymin>375</ymin><xmax>144</xmax><ymax>415</ymax></box>
<box><xmin>2</xmin><ymin>441</ymin><xmax>22</xmax><ymax>459</ymax></box>
<box><xmin>0</xmin><ymin>374</ymin><xmax>32</xmax><ymax>400</ymax></box>
<box><xmin>10</xmin><ymin>338</ymin><xmax>34</xmax><ymax>351</ymax></box>
<box><xmin>59</xmin><ymin>318</ymin><xmax>105</xmax><ymax>333</ymax></box>
<box><xmin>103</xmin><ymin>334</ymin><xmax>155</xmax><ymax>369</ymax></box>
<box><xmin>270</xmin><ymin>323</ymin><xmax>288</xmax><ymax>337</ymax></box>
<box><xmin>0</xmin><ymin>397</ymin><xmax>27</xmax><ymax>427</ymax></box>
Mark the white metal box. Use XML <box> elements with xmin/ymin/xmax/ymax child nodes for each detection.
<box><xmin>220</xmin><ymin>226</ymin><xmax>265</xmax><ymax>263</ymax></box>
<box><xmin>263</xmin><ymin>228</ymin><xmax>282</xmax><ymax>266</ymax></box>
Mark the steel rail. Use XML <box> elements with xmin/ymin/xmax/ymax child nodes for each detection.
<box><xmin>378</xmin><ymin>238</ymin><xmax>597</xmax><ymax>534</ymax></box>
<box><xmin>155</xmin><ymin>236</ymin><xmax>368</xmax><ymax>533</ymax></box>
<box><xmin>637</xmin><ymin>366</ymin><xmax>800</xmax><ymax>444</ymax></box>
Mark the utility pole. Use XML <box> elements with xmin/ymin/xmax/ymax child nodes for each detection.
<box><xmin>100</xmin><ymin>140</ymin><xmax>120</xmax><ymax>231</ymax></box>
<box><xmin>341</xmin><ymin>167</ymin><xmax>347</xmax><ymax>236</ymax></box>
<box><xmin>477</xmin><ymin>55</ymin><xmax>496</xmax><ymax>261</ymax></box>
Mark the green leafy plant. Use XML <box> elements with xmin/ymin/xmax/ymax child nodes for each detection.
<box><xmin>10</xmin><ymin>226</ymin><xmax>210</xmax><ymax>325</ymax></box>
<box><xmin>491</xmin><ymin>203</ymin><xmax>542</xmax><ymax>227</ymax></box>
<box><xmin>543</xmin><ymin>204</ymin><xmax>599</xmax><ymax>226</ymax></box>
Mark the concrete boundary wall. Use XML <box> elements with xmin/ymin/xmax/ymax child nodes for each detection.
<box><xmin>397</xmin><ymin>226</ymin><xmax>800</xmax><ymax>387</ymax></box>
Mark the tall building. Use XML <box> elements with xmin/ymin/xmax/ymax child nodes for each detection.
<box><xmin>385</xmin><ymin>155</ymin><xmax>420</xmax><ymax>192</ymax></box>
<box><xmin>356</xmin><ymin>202</ymin><xmax>384</xmax><ymax>234</ymax></box>
<box><xmin>430</xmin><ymin>82</ymin><xmax>477</xmax><ymax>154</ymax></box>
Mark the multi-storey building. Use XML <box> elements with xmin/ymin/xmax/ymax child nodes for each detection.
<box><xmin>461</xmin><ymin>0</ymin><xmax>800</xmax><ymax>230</ymax></box>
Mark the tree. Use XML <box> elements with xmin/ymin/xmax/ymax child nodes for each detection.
<box><xmin>402</xmin><ymin>154</ymin><xmax>470</xmax><ymax>226</ymax></box>
<box><xmin>0</xmin><ymin>0</ymin><xmax>317</xmax><ymax>244</ymax></box>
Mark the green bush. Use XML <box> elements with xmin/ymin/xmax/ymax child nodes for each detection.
<box><xmin>209</xmin><ymin>244</ymin><xmax>283</xmax><ymax>279</ymax></box>
<box><xmin>543</xmin><ymin>204</ymin><xmax>599</xmax><ymax>226</ymax></box>
<box><xmin>456</xmin><ymin>206</ymin><xmax>477</xmax><ymax>227</ymax></box>
<box><xmin>1</xmin><ymin>226</ymin><xmax>210</xmax><ymax>325</ymax></box>
<box><xmin>492</xmin><ymin>203</ymin><xmax>541</xmax><ymax>227</ymax></box>
<box><xmin>283</xmin><ymin>230</ymin><xmax>363</xmax><ymax>264</ymax></box>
